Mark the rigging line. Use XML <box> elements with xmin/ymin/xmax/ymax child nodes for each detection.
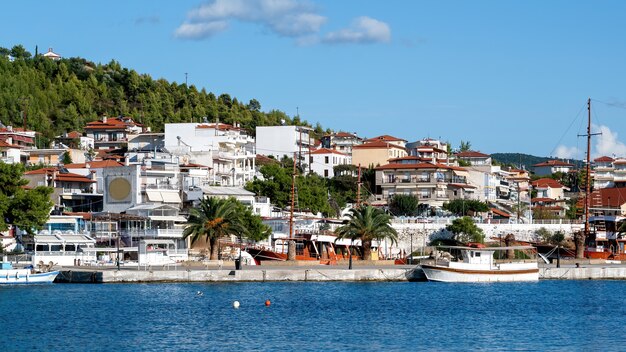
<box><xmin>548</xmin><ymin>102</ymin><xmax>587</xmax><ymax>157</ymax></box>
<box><xmin>591</xmin><ymin>98</ymin><xmax>626</xmax><ymax>111</ymax></box>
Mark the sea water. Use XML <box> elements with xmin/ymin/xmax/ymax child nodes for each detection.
<box><xmin>1</xmin><ymin>280</ymin><xmax>626</xmax><ymax>351</ymax></box>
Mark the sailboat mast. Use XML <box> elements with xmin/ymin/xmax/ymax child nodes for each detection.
<box><xmin>584</xmin><ymin>98</ymin><xmax>592</xmax><ymax>235</ymax></box>
<box><xmin>289</xmin><ymin>152</ymin><xmax>297</xmax><ymax>238</ymax></box>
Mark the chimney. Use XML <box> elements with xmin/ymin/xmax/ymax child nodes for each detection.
<box><xmin>7</xmin><ymin>125</ymin><xmax>12</xmax><ymax>132</ymax></box>
<box><xmin>102</xmin><ymin>115</ymin><xmax>107</xmax><ymax>123</ymax></box>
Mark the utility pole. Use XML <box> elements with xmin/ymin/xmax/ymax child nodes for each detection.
<box><xmin>357</xmin><ymin>164</ymin><xmax>362</xmax><ymax>207</ymax></box>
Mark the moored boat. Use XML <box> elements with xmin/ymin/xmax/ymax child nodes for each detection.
<box><xmin>0</xmin><ymin>261</ymin><xmax>59</xmax><ymax>284</ymax></box>
<box><xmin>419</xmin><ymin>245</ymin><xmax>539</xmax><ymax>282</ymax></box>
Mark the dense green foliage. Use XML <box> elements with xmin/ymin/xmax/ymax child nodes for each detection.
<box><xmin>446</xmin><ymin>216</ymin><xmax>485</xmax><ymax>244</ymax></box>
<box><xmin>245</xmin><ymin>157</ymin><xmax>360</xmax><ymax>217</ymax></box>
<box><xmin>0</xmin><ymin>44</ymin><xmax>322</xmax><ymax>146</ymax></box>
<box><xmin>0</xmin><ymin>162</ymin><xmax>54</xmax><ymax>234</ymax></box>
<box><xmin>443</xmin><ymin>199</ymin><xmax>489</xmax><ymax>216</ymax></box>
<box><xmin>183</xmin><ymin>197</ymin><xmax>248</xmax><ymax>260</ymax></box>
<box><xmin>335</xmin><ymin>206</ymin><xmax>398</xmax><ymax>261</ymax></box>
<box><xmin>388</xmin><ymin>194</ymin><xmax>419</xmax><ymax>216</ymax></box>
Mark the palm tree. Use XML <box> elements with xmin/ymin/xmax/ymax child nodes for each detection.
<box><xmin>183</xmin><ymin>197</ymin><xmax>247</xmax><ymax>260</ymax></box>
<box><xmin>335</xmin><ymin>206</ymin><xmax>398</xmax><ymax>269</ymax></box>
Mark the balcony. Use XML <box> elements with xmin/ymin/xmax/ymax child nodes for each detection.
<box><xmin>143</xmin><ymin>183</ymin><xmax>179</xmax><ymax>190</ymax></box>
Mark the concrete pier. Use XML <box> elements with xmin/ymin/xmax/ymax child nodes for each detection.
<box><xmin>56</xmin><ymin>265</ymin><xmax>426</xmax><ymax>283</ymax></box>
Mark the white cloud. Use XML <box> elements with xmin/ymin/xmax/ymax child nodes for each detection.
<box><xmin>174</xmin><ymin>1</ymin><xmax>391</xmax><ymax>44</ymax></box>
<box><xmin>176</xmin><ymin>0</ymin><xmax>326</xmax><ymax>40</ymax></box>
<box><xmin>174</xmin><ymin>21</ymin><xmax>229</xmax><ymax>39</ymax></box>
<box><xmin>554</xmin><ymin>145</ymin><xmax>579</xmax><ymax>159</ymax></box>
<box><xmin>323</xmin><ymin>16</ymin><xmax>391</xmax><ymax>44</ymax></box>
<box><xmin>593</xmin><ymin>124</ymin><xmax>626</xmax><ymax>158</ymax></box>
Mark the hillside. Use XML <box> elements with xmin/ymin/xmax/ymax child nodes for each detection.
<box><xmin>0</xmin><ymin>44</ymin><xmax>328</xmax><ymax>147</ymax></box>
<box><xmin>491</xmin><ymin>153</ymin><xmax>583</xmax><ymax>171</ymax></box>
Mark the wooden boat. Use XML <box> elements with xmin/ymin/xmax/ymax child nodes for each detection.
<box><xmin>584</xmin><ymin>215</ymin><xmax>626</xmax><ymax>260</ymax></box>
<box><xmin>419</xmin><ymin>245</ymin><xmax>539</xmax><ymax>282</ymax></box>
<box><xmin>0</xmin><ymin>261</ymin><xmax>58</xmax><ymax>284</ymax></box>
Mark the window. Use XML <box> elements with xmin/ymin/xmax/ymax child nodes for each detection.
<box><xmin>325</xmin><ymin>156</ymin><xmax>329</xmax><ymax>164</ymax></box>
<box><xmin>324</xmin><ymin>169</ymin><xmax>329</xmax><ymax>177</ymax></box>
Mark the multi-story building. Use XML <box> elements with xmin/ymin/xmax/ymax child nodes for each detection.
<box><xmin>352</xmin><ymin>137</ymin><xmax>407</xmax><ymax>168</ymax></box>
<box><xmin>84</xmin><ymin>116</ymin><xmax>144</xmax><ymax>150</ymax></box>
<box><xmin>533</xmin><ymin>159</ymin><xmax>575</xmax><ymax>176</ymax></box>
<box><xmin>0</xmin><ymin>139</ymin><xmax>22</xmax><ymax>164</ymax></box>
<box><xmin>374</xmin><ymin>160</ymin><xmax>475</xmax><ymax>209</ymax></box>
<box><xmin>320</xmin><ymin>132</ymin><xmax>363</xmax><ymax>155</ymax></box>
<box><xmin>23</xmin><ymin>167</ymin><xmax>102</xmax><ymax>213</ymax></box>
<box><xmin>456</xmin><ymin>150</ymin><xmax>492</xmax><ymax>166</ymax></box>
<box><xmin>0</xmin><ymin>124</ymin><xmax>37</xmax><ymax>149</ymax></box>
<box><xmin>255</xmin><ymin>125</ymin><xmax>313</xmax><ymax>163</ymax></box>
<box><xmin>309</xmin><ymin>148</ymin><xmax>351</xmax><ymax>178</ymax></box>
<box><xmin>592</xmin><ymin>156</ymin><xmax>626</xmax><ymax>189</ymax></box>
<box><xmin>165</xmin><ymin>122</ymin><xmax>255</xmax><ymax>187</ymax></box>
<box><xmin>406</xmin><ymin>138</ymin><xmax>450</xmax><ymax>164</ymax></box>
<box><xmin>54</xmin><ymin>131</ymin><xmax>94</xmax><ymax>151</ymax></box>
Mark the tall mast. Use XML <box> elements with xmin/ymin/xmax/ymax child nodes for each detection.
<box><xmin>584</xmin><ymin>98</ymin><xmax>592</xmax><ymax>236</ymax></box>
<box><xmin>356</xmin><ymin>164</ymin><xmax>362</xmax><ymax>207</ymax></box>
<box><xmin>289</xmin><ymin>152</ymin><xmax>297</xmax><ymax>238</ymax></box>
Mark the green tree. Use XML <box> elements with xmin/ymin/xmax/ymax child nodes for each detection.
<box><xmin>233</xmin><ymin>201</ymin><xmax>272</xmax><ymax>242</ymax></box>
<box><xmin>335</xmin><ymin>206</ymin><xmax>398</xmax><ymax>266</ymax></box>
<box><xmin>0</xmin><ymin>163</ymin><xmax>53</xmax><ymax>234</ymax></box>
<box><xmin>459</xmin><ymin>140</ymin><xmax>472</xmax><ymax>152</ymax></box>
<box><xmin>446</xmin><ymin>216</ymin><xmax>485</xmax><ymax>244</ymax></box>
<box><xmin>443</xmin><ymin>199</ymin><xmax>489</xmax><ymax>216</ymax></box>
<box><xmin>536</xmin><ymin>227</ymin><xmax>552</xmax><ymax>243</ymax></box>
<box><xmin>388</xmin><ymin>194</ymin><xmax>419</xmax><ymax>216</ymax></box>
<box><xmin>61</xmin><ymin>151</ymin><xmax>73</xmax><ymax>165</ymax></box>
<box><xmin>183</xmin><ymin>197</ymin><xmax>247</xmax><ymax>260</ymax></box>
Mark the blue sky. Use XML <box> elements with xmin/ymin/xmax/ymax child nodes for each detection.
<box><xmin>2</xmin><ymin>0</ymin><xmax>626</xmax><ymax>159</ymax></box>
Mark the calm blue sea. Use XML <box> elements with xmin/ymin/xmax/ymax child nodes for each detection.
<box><xmin>1</xmin><ymin>280</ymin><xmax>625</xmax><ymax>351</ymax></box>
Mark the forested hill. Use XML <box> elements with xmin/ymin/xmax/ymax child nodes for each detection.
<box><xmin>491</xmin><ymin>153</ymin><xmax>583</xmax><ymax>170</ymax></box>
<box><xmin>0</xmin><ymin>45</ymin><xmax>327</xmax><ymax>147</ymax></box>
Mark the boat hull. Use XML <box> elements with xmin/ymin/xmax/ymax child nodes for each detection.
<box><xmin>420</xmin><ymin>264</ymin><xmax>539</xmax><ymax>282</ymax></box>
<box><xmin>0</xmin><ymin>269</ymin><xmax>59</xmax><ymax>284</ymax></box>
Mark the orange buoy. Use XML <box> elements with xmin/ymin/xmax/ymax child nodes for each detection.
<box><xmin>265</xmin><ymin>299</ymin><xmax>271</xmax><ymax>307</ymax></box>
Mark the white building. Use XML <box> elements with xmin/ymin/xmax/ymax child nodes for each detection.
<box><xmin>256</xmin><ymin>125</ymin><xmax>313</xmax><ymax>162</ymax></box>
<box><xmin>164</xmin><ymin>122</ymin><xmax>255</xmax><ymax>187</ymax></box>
<box><xmin>309</xmin><ymin>148</ymin><xmax>351</xmax><ymax>178</ymax></box>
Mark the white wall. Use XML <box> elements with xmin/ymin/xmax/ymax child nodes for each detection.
<box><xmin>256</xmin><ymin>126</ymin><xmax>298</xmax><ymax>159</ymax></box>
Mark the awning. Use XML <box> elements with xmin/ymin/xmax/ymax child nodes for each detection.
<box><xmin>452</xmin><ymin>170</ymin><xmax>469</xmax><ymax>177</ymax></box>
<box><xmin>146</xmin><ymin>191</ymin><xmax>163</xmax><ymax>202</ymax></box>
<box><xmin>149</xmin><ymin>215</ymin><xmax>187</xmax><ymax>222</ymax></box>
<box><xmin>161</xmin><ymin>192</ymin><xmax>182</xmax><ymax>203</ymax></box>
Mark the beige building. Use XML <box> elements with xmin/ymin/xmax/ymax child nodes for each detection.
<box><xmin>352</xmin><ymin>140</ymin><xmax>407</xmax><ymax>168</ymax></box>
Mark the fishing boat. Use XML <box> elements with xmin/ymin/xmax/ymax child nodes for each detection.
<box><xmin>0</xmin><ymin>259</ymin><xmax>59</xmax><ymax>284</ymax></box>
<box><xmin>419</xmin><ymin>245</ymin><xmax>539</xmax><ymax>282</ymax></box>
<box><xmin>584</xmin><ymin>215</ymin><xmax>626</xmax><ymax>260</ymax></box>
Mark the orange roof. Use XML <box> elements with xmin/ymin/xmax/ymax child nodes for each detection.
<box><xmin>65</xmin><ymin>160</ymin><xmax>124</xmax><ymax>169</ymax></box>
<box><xmin>388</xmin><ymin>156</ymin><xmax>421</xmax><ymax>162</ymax></box>
<box><xmin>490</xmin><ymin>208</ymin><xmax>510</xmax><ymax>217</ymax></box>
<box><xmin>533</xmin><ymin>160</ymin><xmax>574</xmax><ymax>167</ymax></box>
<box><xmin>531</xmin><ymin>178</ymin><xmax>565</xmax><ymax>188</ymax></box>
<box><xmin>0</xmin><ymin>140</ymin><xmax>21</xmax><ymax>148</ymax></box>
<box><xmin>24</xmin><ymin>167</ymin><xmax>57</xmax><ymax>175</ymax></box>
<box><xmin>335</xmin><ymin>132</ymin><xmax>358</xmax><ymax>138</ymax></box>
<box><xmin>591</xmin><ymin>187</ymin><xmax>626</xmax><ymax>207</ymax></box>
<box><xmin>531</xmin><ymin>197</ymin><xmax>557</xmax><ymax>203</ymax></box>
<box><xmin>456</xmin><ymin>150</ymin><xmax>490</xmax><ymax>158</ymax></box>
<box><xmin>65</xmin><ymin>131</ymin><xmax>83</xmax><ymax>139</ymax></box>
<box><xmin>365</xmin><ymin>135</ymin><xmax>406</xmax><ymax>143</ymax></box>
<box><xmin>594</xmin><ymin>156</ymin><xmax>614</xmax><ymax>162</ymax></box>
<box><xmin>353</xmin><ymin>141</ymin><xmax>406</xmax><ymax>150</ymax></box>
<box><xmin>309</xmin><ymin>148</ymin><xmax>347</xmax><ymax>156</ymax></box>
<box><xmin>376</xmin><ymin>162</ymin><xmax>440</xmax><ymax>170</ymax></box>
<box><xmin>85</xmin><ymin>117</ymin><xmax>142</xmax><ymax>130</ymax></box>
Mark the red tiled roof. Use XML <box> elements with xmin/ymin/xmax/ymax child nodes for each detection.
<box><xmin>533</xmin><ymin>205</ymin><xmax>564</xmax><ymax>211</ymax></box>
<box><xmin>531</xmin><ymin>197</ymin><xmax>557</xmax><ymax>203</ymax></box>
<box><xmin>0</xmin><ymin>140</ymin><xmax>21</xmax><ymax>148</ymax></box>
<box><xmin>456</xmin><ymin>151</ymin><xmax>490</xmax><ymax>158</ymax></box>
<box><xmin>65</xmin><ymin>160</ymin><xmax>124</xmax><ymax>169</ymax></box>
<box><xmin>531</xmin><ymin>178</ymin><xmax>565</xmax><ymax>188</ymax></box>
<box><xmin>309</xmin><ymin>148</ymin><xmax>347</xmax><ymax>156</ymax></box>
<box><xmin>591</xmin><ymin>187</ymin><xmax>626</xmax><ymax>207</ymax></box>
<box><xmin>85</xmin><ymin>117</ymin><xmax>142</xmax><ymax>130</ymax></box>
<box><xmin>24</xmin><ymin>167</ymin><xmax>57</xmax><ymax>175</ymax></box>
<box><xmin>195</xmin><ymin>122</ymin><xmax>240</xmax><ymax>131</ymax></box>
<box><xmin>66</xmin><ymin>131</ymin><xmax>82</xmax><ymax>139</ymax></box>
<box><xmin>490</xmin><ymin>208</ymin><xmax>511</xmax><ymax>217</ymax></box>
<box><xmin>614</xmin><ymin>159</ymin><xmax>626</xmax><ymax>165</ymax></box>
<box><xmin>62</xmin><ymin>212</ymin><xmax>92</xmax><ymax>220</ymax></box>
<box><xmin>533</xmin><ymin>160</ymin><xmax>574</xmax><ymax>167</ymax></box>
<box><xmin>335</xmin><ymin>132</ymin><xmax>357</xmax><ymax>138</ymax></box>
<box><xmin>353</xmin><ymin>141</ymin><xmax>406</xmax><ymax>149</ymax></box>
<box><xmin>376</xmin><ymin>162</ymin><xmax>439</xmax><ymax>170</ymax></box>
<box><xmin>594</xmin><ymin>156</ymin><xmax>614</xmax><ymax>162</ymax></box>
<box><xmin>365</xmin><ymin>135</ymin><xmax>406</xmax><ymax>143</ymax></box>
<box><xmin>388</xmin><ymin>156</ymin><xmax>421</xmax><ymax>162</ymax></box>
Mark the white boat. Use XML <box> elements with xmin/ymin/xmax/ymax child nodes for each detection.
<box><xmin>420</xmin><ymin>245</ymin><xmax>539</xmax><ymax>282</ymax></box>
<box><xmin>0</xmin><ymin>261</ymin><xmax>59</xmax><ymax>284</ymax></box>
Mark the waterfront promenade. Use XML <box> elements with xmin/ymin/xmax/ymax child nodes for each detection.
<box><xmin>54</xmin><ymin>260</ymin><xmax>626</xmax><ymax>283</ymax></box>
